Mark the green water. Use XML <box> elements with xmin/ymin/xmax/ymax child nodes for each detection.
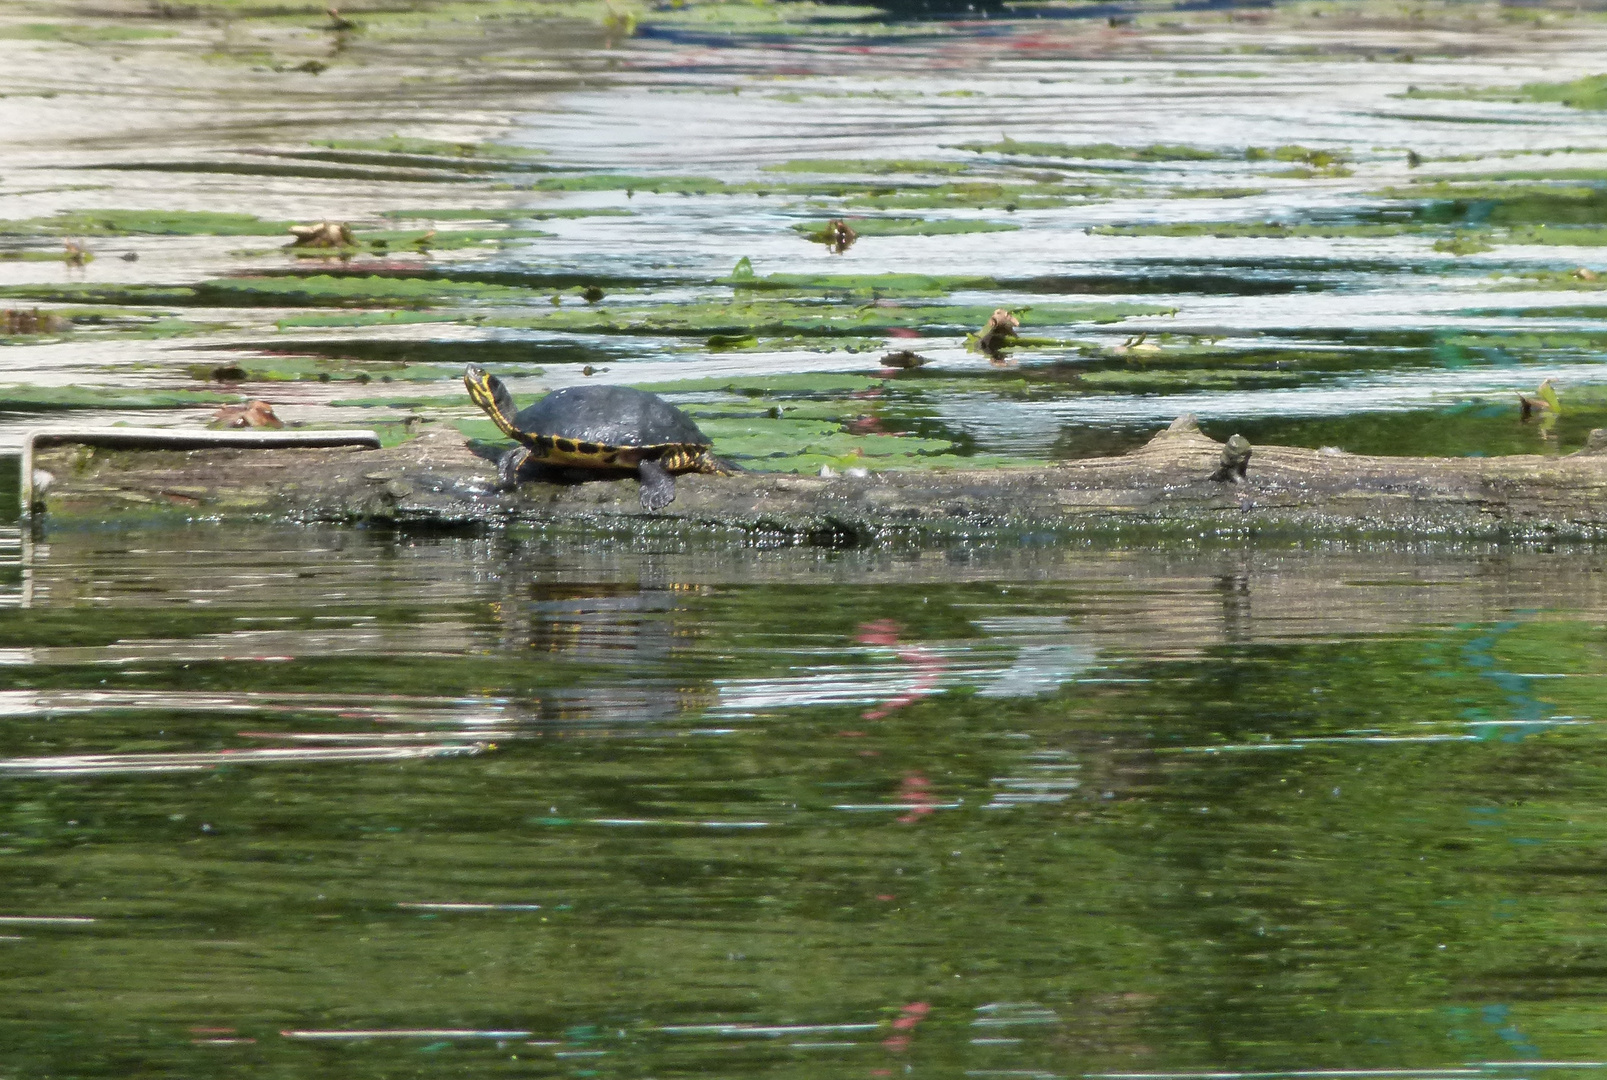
<box><xmin>4</xmin><ymin>523</ymin><xmax>1607</xmax><ymax>1075</ymax></box>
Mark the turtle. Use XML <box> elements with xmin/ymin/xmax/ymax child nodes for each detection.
<box><xmin>464</xmin><ymin>364</ymin><xmax>738</xmax><ymax>510</ymax></box>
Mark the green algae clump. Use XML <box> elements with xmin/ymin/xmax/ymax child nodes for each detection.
<box><xmin>1404</xmin><ymin>74</ymin><xmax>1607</xmax><ymax>111</ymax></box>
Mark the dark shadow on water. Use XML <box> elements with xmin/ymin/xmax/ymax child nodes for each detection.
<box><xmin>246</xmin><ymin>263</ymin><xmax>1340</xmax><ymax>297</ymax></box>
<box><xmin>203</xmin><ymin>339</ymin><xmax>624</xmax><ymax>368</ymax></box>
<box><xmin>0</xmin><ymin>453</ymin><xmax>17</xmax><ymax>527</ymax></box>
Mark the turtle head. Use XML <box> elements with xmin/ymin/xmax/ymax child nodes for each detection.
<box><xmin>463</xmin><ymin>364</ymin><xmax>521</xmax><ymax>440</ymax></box>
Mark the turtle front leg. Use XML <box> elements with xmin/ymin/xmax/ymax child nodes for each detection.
<box><xmin>637</xmin><ymin>458</ymin><xmax>676</xmax><ymax>511</ymax></box>
<box><xmin>496</xmin><ymin>446</ymin><xmax>532</xmax><ymax>490</ymax></box>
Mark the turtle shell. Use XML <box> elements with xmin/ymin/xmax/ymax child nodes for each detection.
<box><xmin>513</xmin><ymin>385</ymin><xmax>711</xmax><ymax>450</ymax></box>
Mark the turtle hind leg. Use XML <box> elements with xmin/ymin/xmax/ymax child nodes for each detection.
<box><xmin>637</xmin><ymin>459</ymin><xmax>676</xmax><ymax>511</ymax></box>
<box><xmin>694</xmin><ymin>450</ymin><xmax>742</xmax><ymax>476</ymax></box>
<box><xmin>497</xmin><ymin>446</ymin><xmax>533</xmax><ymax>490</ymax></box>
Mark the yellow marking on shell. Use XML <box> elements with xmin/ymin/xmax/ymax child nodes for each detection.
<box><xmin>525</xmin><ymin>441</ymin><xmax>707</xmax><ymax>470</ymax></box>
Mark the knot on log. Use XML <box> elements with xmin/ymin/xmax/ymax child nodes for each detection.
<box><xmin>1211</xmin><ymin>434</ymin><xmax>1252</xmax><ymax>483</ymax></box>
<box><xmin>1575</xmin><ymin>428</ymin><xmax>1607</xmax><ymax>456</ymax></box>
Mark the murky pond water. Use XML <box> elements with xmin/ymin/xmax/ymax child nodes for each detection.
<box><xmin>5</xmin><ymin>518</ymin><xmax>1607</xmax><ymax>1074</ymax></box>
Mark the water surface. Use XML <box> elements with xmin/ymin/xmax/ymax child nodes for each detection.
<box><xmin>4</xmin><ymin>522</ymin><xmax>1607</xmax><ymax>1075</ymax></box>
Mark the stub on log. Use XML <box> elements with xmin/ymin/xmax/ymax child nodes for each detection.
<box><xmin>24</xmin><ymin>418</ymin><xmax>1607</xmax><ymax>541</ymax></box>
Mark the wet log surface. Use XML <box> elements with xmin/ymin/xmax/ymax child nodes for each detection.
<box><xmin>28</xmin><ymin>419</ymin><xmax>1607</xmax><ymax>541</ymax></box>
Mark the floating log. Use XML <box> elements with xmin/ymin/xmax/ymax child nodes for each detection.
<box><xmin>23</xmin><ymin>417</ymin><xmax>1607</xmax><ymax>541</ymax></box>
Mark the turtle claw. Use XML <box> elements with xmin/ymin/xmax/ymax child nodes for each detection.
<box><xmin>496</xmin><ymin>446</ymin><xmax>531</xmax><ymax>490</ymax></box>
<box><xmin>637</xmin><ymin>459</ymin><xmax>676</xmax><ymax>511</ymax></box>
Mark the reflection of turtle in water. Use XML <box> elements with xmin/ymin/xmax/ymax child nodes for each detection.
<box><xmin>464</xmin><ymin>364</ymin><xmax>738</xmax><ymax>510</ymax></box>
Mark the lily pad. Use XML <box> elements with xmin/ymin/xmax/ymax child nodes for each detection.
<box><xmin>764</xmin><ymin>159</ymin><xmax>974</xmax><ymax>176</ymax></box>
<box><xmin>1403</xmin><ymin>74</ymin><xmax>1607</xmax><ymax>111</ymax></box>
<box><xmin>212</xmin><ymin>338</ymin><xmax>595</xmax><ymax>368</ymax></box>
<box><xmin>184</xmin><ymin>356</ymin><xmax>461</xmax><ymax>384</ymax></box>
<box><xmin>275</xmin><ymin>311</ymin><xmax>462</xmax><ymax>330</ymax></box>
<box><xmin>381</xmin><ymin>208</ymin><xmax>633</xmax><ymax>222</ymax></box>
<box><xmin>0</xmin><ymin>283</ymin><xmax>197</xmax><ymax>306</ymax></box>
<box><xmin>634</xmin><ymin>373</ymin><xmax>886</xmax><ymax>396</ymax></box>
<box><xmin>310</xmin><ymin>138</ymin><xmax>550</xmax><ymax>160</ymax></box>
<box><xmin>1246</xmin><ymin>145</ymin><xmax>1349</xmax><ymax>167</ymax></box>
<box><xmin>0</xmin><ymin>23</ymin><xmax>175</xmax><ymax>43</ymax></box>
<box><xmin>1515</xmin><ymin>74</ymin><xmax>1607</xmax><ymax>110</ymax></box>
<box><xmin>199</xmin><ymin>274</ymin><xmax>535</xmax><ymax>307</ymax></box>
<box><xmin>1089</xmin><ymin>222</ymin><xmax>1421</xmax><ymax>240</ymax></box>
<box><xmin>698</xmin><ymin>415</ymin><xmax>960</xmax><ymax>468</ymax></box>
<box><xmin>1387</xmin><ymin>184</ymin><xmax>1607</xmax><ymax>228</ymax></box>
<box><xmin>491</xmin><ymin>297</ymin><xmax>1162</xmax><ymax>339</ymax></box>
<box><xmin>0</xmin><ymin>250</ymin><xmax>93</xmax><ymax>262</ymax></box>
<box><xmin>1433</xmin><ymin>234</ymin><xmax>1495</xmax><ymax>256</ymax></box>
<box><xmin>839</xmin><ymin>180</ymin><xmax>1109</xmax><ymax>211</ymax></box>
<box><xmin>330</xmin><ymin>395</ymin><xmax>460</xmax><ymax>409</ymax></box>
<box><xmin>304</xmin><ymin>227</ymin><xmax>553</xmax><ymax>253</ymax></box>
<box><xmin>530</xmin><ymin>175</ymin><xmax>731</xmax><ymax>195</ymax></box>
<box><xmin>1496</xmin><ymin>270</ymin><xmax>1607</xmax><ymax>292</ymax></box>
<box><xmin>0</xmin><ymin>385</ymin><xmax>237</xmax><ymax>411</ymax></box>
<box><xmin>0</xmin><ymin>210</ymin><xmax>293</xmax><ymax>237</ymax></box>
<box><xmin>722</xmin><ymin>271</ymin><xmax>996</xmax><ymax>295</ymax></box>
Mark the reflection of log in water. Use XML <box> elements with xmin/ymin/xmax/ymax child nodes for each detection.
<box><xmin>31</xmin><ymin>419</ymin><xmax>1607</xmax><ymax>540</ymax></box>
<box><xmin>14</xmin><ymin>524</ymin><xmax>1607</xmax><ymax>658</ymax></box>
